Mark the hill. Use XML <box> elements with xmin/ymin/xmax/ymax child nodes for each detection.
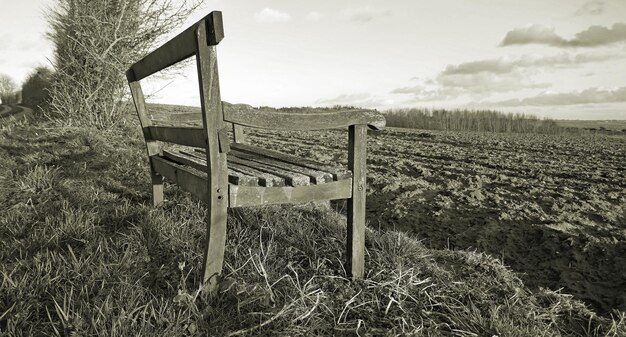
<box><xmin>0</xmin><ymin>108</ymin><xmax>624</xmax><ymax>336</ymax></box>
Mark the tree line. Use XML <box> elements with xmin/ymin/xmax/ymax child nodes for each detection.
<box><xmin>383</xmin><ymin>108</ymin><xmax>580</xmax><ymax>135</ymax></box>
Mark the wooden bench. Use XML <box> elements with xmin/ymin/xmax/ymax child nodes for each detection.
<box><xmin>126</xmin><ymin>11</ymin><xmax>385</xmax><ymax>293</ymax></box>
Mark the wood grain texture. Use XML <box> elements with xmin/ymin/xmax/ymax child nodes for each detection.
<box><xmin>151</xmin><ymin>156</ymin><xmax>209</xmax><ymax>203</ymax></box>
<box><xmin>229</xmin><ymin>178</ymin><xmax>352</xmax><ymax>207</ymax></box>
<box><xmin>224</xmin><ymin>106</ymin><xmax>386</xmax><ymax>131</ymax></box>
<box><xmin>196</xmin><ymin>19</ymin><xmax>229</xmax><ymax>293</ymax></box>
<box><xmin>229</xmin><ymin>148</ymin><xmax>333</xmax><ymax>184</ymax></box>
<box><xmin>347</xmin><ymin>124</ymin><xmax>367</xmax><ymax>279</ymax></box>
<box><xmin>128</xmin><ymin>81</ymin><xmax>164</xmax><ymax>206</ymax></box>
<box><xmin>194</xmin><ymin>148</ymin><xmax>287</xmax><ymax>187</ymax></box>
<box><xmin>231</xmin><ymin>143</ymin><xmax>352</xmax><ymax>180</ymax></box>
<box><xmin>228</xmin><ymin>155</ymin><xmax>310</xmax><ymax>186</ymax></box>
<box><xmin>127</xmin><ymin>11</ymin><xmax>223</xmax><ymax>82</ymax></box>
<box><xmin>162</xmin><ymin>150</ymin><xmax>259</xmax><ymax>186</ymax></box>
<box><xmin>232</xmin><ymin>124</ymin><xmax>246</xmax><ymax>143</ymax></box>
<box><xmin>148</xmin><ymin>126</ymin><xmax>206</xmax><ymax>148</ymax></box>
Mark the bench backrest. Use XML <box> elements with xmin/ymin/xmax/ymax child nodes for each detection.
<box><xmin>127</xmin><ymin>11</ymin><xmax>229</xmax><ymax>173</ymax></box>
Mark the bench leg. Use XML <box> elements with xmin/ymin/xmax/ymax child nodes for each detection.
<box><xmin>347</xmin><ymin>125</ymin><xmax>367</xmax><ymax>279</ymax></box>
<box><xmin>201</xmin><ymin>188</ymin><xmax>229</xmax><ymax>293</ymax></box>
<box><xmin>151</xmin><ymin>173</ymin><xmax>164</xmax><ymax>206</ymax></box>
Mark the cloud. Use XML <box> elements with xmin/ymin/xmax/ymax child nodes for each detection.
<box><xmin>573</xmin><ymin>23</ymin><xmax>626</xmax><ymax>46</ymax></box>
<box><xmin>254</xmin><ymin>8</ymin><xmax>291</xmax><ymax>23</ymax></box>
<box><xmin>316</xmin><ymin>93</ymin><xmax>392</xmax><ymax>107</ymax></box>
<box><xmin>500</xmin><ymin>23</ymin><xmax>626</xmax><ymax>47</ymax></box>
<box><xmin>489</xmin><ymin>86</ymin><xmax>626</xmax><ymax>106</ymax></box>
<box><xmin>305</xmin><ymin>11</ymin><xmax>325</xmax><ymax>22</ymax></box>
<box><xmin>575</xmin><ymin>0</ymin><xmax>605</xmax><ymax>16</ymax></box>
<box><xmin>500</xmin><ymin>25</ymin><xmax>567</xmax><ymax>46</ymax></box>
<box><xmin>342</xmin><ymin>6</ymin><xmax>391</xmax><ymax>23</ymax></box>
<box><xmin>391</xmin><ymin>52</ymin><xmax>615</xmax><ymax>101</ymax></box>
<box><xmin>442</xmin><ymin>52</ymin><xmax>615</xmax><ymax>76</ymax></box>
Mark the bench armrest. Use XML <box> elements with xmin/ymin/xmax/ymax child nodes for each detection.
<box><xmin>223</xmin><ymin>102</ymin><xmax>386</xmax><ymax>131</ymax></box>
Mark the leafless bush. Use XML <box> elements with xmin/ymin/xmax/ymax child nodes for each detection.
<box><xmin>0</xmin><ymin>73</ymin><xmax>18</xmax><ymax>105</ymax></box>
<box><xmin>46</xmin><ymin>0</ymin><xmax>200</xmax><ymax>128</ymax></box>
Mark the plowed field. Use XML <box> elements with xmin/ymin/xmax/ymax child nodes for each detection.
<box><xmin>243</xmin><ymin>126</ymin><xmax>626</xmax><ymax>314</ymax></box>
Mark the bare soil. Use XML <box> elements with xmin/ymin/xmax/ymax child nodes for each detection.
<box><xmin>243</xmin><ymin>126</ymin><xmax>626</xmax><ymax>314</ymax></box>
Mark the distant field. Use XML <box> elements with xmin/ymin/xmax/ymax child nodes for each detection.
<box><xmin>1</xmin><ymin>105</ymin><xmax>625</xmax><ymax>335</ymax></box>
<box><xmin>239</xmin><ymin>124</ymin><xmax>626</xmax><ymax>314</ymax></box>
<box><xmin>555</xmin><ymin>119</ymin><xmax>626</xmax><ymax>131</ymax></box>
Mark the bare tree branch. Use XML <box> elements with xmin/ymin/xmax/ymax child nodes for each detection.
<box><xmin>46</xmin><ymin>0</ymin><xmax>201</xmax><ymax>127</ymax></box>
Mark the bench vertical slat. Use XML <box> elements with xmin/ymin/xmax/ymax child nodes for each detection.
<box><xmin>347</xmin><ymin>124</ymin><xmax>367</xmax><ymax>279</ymax></box>
<box><xmin>196</xmin><ymin>19</ymin><xmax>229</xmax><ymax>293</ymax></box>
<box><xmin>232</xmin><ymin>124</ymin><xmax>246</xmax><ymax>143</ymax></box>
<box><xmin>128</xmin><ymin>80</ymin><xmax>164</xmax><ymax>206</ymax></box>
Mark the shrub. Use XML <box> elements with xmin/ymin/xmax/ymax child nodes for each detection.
<box><xmin>46</xmin><ymin>0</ymin><xmax>200</xmax><ymax>128</ymax></box>
<box><xmin>0</xmin><ymin>73</ymin><xmax>18</xmax><ymax>105</ymax></box>
<box><xmin>21</xmin><ymin>66</ymin><xmax>54</xmax><ymax>111</ymax></box>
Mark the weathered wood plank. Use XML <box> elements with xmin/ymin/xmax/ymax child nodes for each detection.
<box><xmin>127</xmin><ymin>11</ymin><xmax>224</xmax><ymax>82</ymax></box>
<box><xmin>347</xmin><ymin>125</ymin><xmax>367</xmax><ymax>279</ymax></box>
<box><xmin>128</xmin><ymin>80</ymin><xmax>163</xmax><ymax>206</ymax></box>
<box><xmin>229</xmin><ymin>155</ymin><xmax>310</xmax><ymax>186</ymax></box>
<box><xmin>229</xmin><ymin>179</ymin><xmax>352</xmax><ymax>207</ymax></box>
<box><xmin>151</xmin><ymin>156</ymin><xmax>209</xmax><ymax>204</ymax></box>
<box><xmin>148</xmin><ymin>126</ymin><xmax>206</xmax><ymax>148</ymax></box>
<box><xmin>231</xmin><ymin>143</ymin><xmax>352</xmax><ymax>181</ymax></box>
<box><xmin>224</xmin><ymin>106</ymin><xmax>386</xmax><ymax>131</ymax></box>
<box><xmin>162</xmin><ymin>150</ymin><xmax>259</xmax><ymax>186</ymax></box>
<box><xmin>232</xmin><ymin>124</ymin><xmax>246</xmax><ymax>143</ymax></box>
<box><xmin>150</xmin><ymin>112</ymin><xmax>202</xmax><ymax>123</ymax></box>
<box><xmin>229</xmin><ymin>148</ymin><xmax>333</xmax><ymax>184</ymax></box>
<box><xmin>196</xmin><ymin>18</ymin><xmax>229</xmax><ymax>294</ymax></box>
<box><xmin>189</xmin><ymin>149</ymin><xmax>285</xmax><ymax>187</ymax></box>
<box><xmin>228</xmin><ymin>163</ymin><xmax>285</xmax><ymax>187</ymax></box>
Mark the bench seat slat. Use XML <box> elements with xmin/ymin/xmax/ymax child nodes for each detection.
<box><xmin>167</xmin><ymin>149</ymin><xmax>286</xmax><ymax>187</ymax></box>
<box><xmin>195</xmin><ymin>148</ymin><xmax>311</xmax><ymax>187</ymax></box>
<box><xmin>152</xmin><ymin>156</ymin><xmax>209</xmax><ymax>203</ymax></box>
<box><xmin>228</xmin><ymin>148</ymin><xmax>333</xmax><ymax>184</ymax></box>
<box><xmin>229</xmin><ymin>155</ymin><xmax>310</xmax><ymax>186</ymax></box>
<box><xmin>153</xmin><ymin>155</ymin><xmax>352</xmax><ymax>207</ymax></box>
<box><xmin>180</xmin><ymin>149</ymin><xmax>286</xmax><ymax>187</ymax></box>
<box><xmin>231</xmin><ymin>143</ymin><xmax>352</xmax><ymax>180</ymax></box>
<box><xmin>162</xmin><ymin>150</ymin><xmax>259</xmax><ymax>186</ymax></box>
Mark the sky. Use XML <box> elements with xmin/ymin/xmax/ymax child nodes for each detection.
<box><xmin>1</xmin><ymin>0</ymin><xmax>626</xmax><ymax>120</ymax></box>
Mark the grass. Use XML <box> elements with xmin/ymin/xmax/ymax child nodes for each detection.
<box><xmin>1</xmin><ymin>117</ymin><xmax>625</xmax><ymax>336</ymax></box>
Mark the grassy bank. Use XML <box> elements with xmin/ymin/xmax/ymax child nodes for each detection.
<box><xmin>1</xmin><ymin>118</ymin><xmax>624</xmax><ymax>336</ymax></box>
